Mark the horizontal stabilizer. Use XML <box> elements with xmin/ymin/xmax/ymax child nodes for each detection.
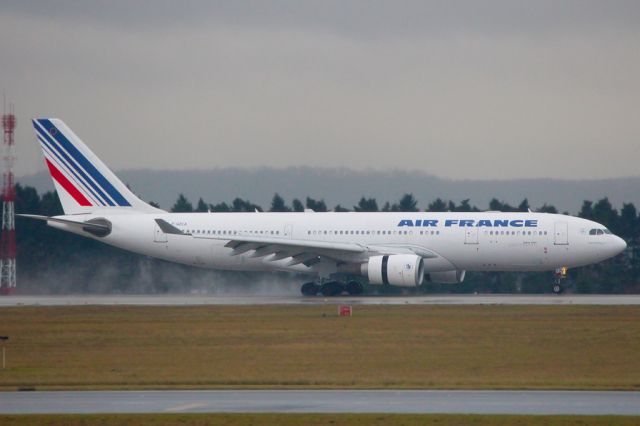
<box><xmin>17</xmin><ymin>214</ymin><xmax>112</xmax><ymax>237</ymax></box>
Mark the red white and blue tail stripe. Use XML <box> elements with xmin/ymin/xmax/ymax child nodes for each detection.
<box><xmin>32</xmin><ymin>118</ymin><xmax>161</xmax><ymax>214</ymax></box>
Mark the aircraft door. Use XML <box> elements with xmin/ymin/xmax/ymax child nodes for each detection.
<box><xmin>284</xmin><ymin>224</ymin><xmax>293</xmax><ymax>238</ymax></box>
<box><xmin>554</xmin><ymin>222</ymin><xmax>568</xmax><ymax>245</ymax></box>
<box><xmin>464</xmin><ymin>227</ymin><xmax>479</xmax><ymax>244</ymax></box>
<box><xmin>154</xmin><ymin>223</ymin><xmax>168</xmax><ymax>243</ymax></box>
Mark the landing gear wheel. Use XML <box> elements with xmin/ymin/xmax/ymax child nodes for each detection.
<box><xmin>301</xmin><ymin>282</ymin><xmax>320</xmax><ymax>296</ymax></box>
<box><xmin>346</xmin><ymin>281</ymin><xmax>364</xmax><ymax>296</ymax></box>
<box><xmin>552</xmin><ymin>283</ymin><xmax>564</xmax><ymax>294</ymax></box>
<box><xmin>320</xmin><ymin>281</ymin><xmax>345</xmax><ymax>297</ymax></box>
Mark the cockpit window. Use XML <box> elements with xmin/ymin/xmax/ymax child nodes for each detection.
<box><xmin>603</xmin><ymin>228</ymin><xmax>612</xmax><ymax>234</ymax></box>
<box><xmin>589</xmin><ymin>228</ymin><xmax>607</xmax><ymax>235</ymax></box>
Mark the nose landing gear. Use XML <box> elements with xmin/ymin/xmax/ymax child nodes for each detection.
<box><xmin>552</xmin><ymin>267</ymin><xmax>568</xmax><ymax>294</ymax></box>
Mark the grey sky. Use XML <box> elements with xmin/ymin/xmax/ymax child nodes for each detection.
<box><xmin>2</xmin><ymin>1</ymin><xmax>639</xmax><ymax>179</ymax></box>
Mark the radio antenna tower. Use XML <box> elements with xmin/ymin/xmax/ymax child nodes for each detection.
<box><xmin>1</xmin><ymin>96</ymin><xmax>16</xmax><ymax>295</ymax></box>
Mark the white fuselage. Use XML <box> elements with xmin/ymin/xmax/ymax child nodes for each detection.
<box><xmin>49</xmin><ymin>211</ymin><xmax>626</xmax><ymax>279</ymax></box>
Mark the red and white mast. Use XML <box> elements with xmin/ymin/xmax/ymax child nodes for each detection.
<box><xmin>1</xmin><ymin>98</ymin><xmax>16</xmax><ymax>295</ymax></box>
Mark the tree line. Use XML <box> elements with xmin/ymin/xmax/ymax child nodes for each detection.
<box><xmin>15</xmin><ymin>184</ymin><xmax>640</xmax><ymax>294</ymax></box>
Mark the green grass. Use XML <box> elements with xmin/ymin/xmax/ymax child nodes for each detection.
<box><xmin>0</xmin><ymin>305</ymin><xmax>639</xmax><ymax>390</ymax></box>
<box><xmin>0</xmin><ymin>414</ymin><xmax>639</xmax><ymax>426</ymax></box>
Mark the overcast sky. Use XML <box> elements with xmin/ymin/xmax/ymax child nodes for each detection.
<box><xmin>2</xmin><ymin>1</ymin><xmax>639</xmax><ymax>179</ymax></box>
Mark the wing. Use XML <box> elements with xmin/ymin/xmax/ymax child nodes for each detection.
<box><xmin>155</xmin><ymin>219</ymin><xmax>437</xmax><ymax>267</ymax></box>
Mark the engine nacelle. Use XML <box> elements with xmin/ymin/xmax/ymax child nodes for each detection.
<box><xmin>365</xmin><ymin>254</ymin><xmax>424</xmax><ymax>287</ymax></box>
<box><xmin>427</xmin><ymin>270</ymin><xmax>466</xmax><ymax>284</ymax></box>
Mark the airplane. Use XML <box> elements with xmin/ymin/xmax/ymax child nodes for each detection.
<box><xmin>20</xmin><ymin>118</ymin><xmax>627</xmax><ymax>296</ymax></box>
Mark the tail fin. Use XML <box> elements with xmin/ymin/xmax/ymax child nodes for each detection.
<box><xmin>32</xmin><ymin>118</ymin><xmax>163</xmax><ymax>215</ymax></box>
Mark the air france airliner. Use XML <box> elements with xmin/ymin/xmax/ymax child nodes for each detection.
<box><xmin>21</xmin><ymin>119</ymin><xmax>627</xmax><ymax>296</ymax></box>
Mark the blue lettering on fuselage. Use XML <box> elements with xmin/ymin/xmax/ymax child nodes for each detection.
<box><xmin>397</xmin><ymin>219</ymin><xmax>538</xmax><ymax>227</ymax></box>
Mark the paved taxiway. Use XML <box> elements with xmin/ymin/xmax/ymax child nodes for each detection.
<box><xmin>1</xmin><ymin>390</ymin><xmax>639</xmax><ymax>415</ymax></box>
<box><xmin>1</xmin><ymin>294</ymin><xmax>639</xmax><ymax>306</ymax></box>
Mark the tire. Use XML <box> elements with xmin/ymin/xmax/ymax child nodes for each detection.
<box><xmin>321</xmin><ymin>281</ymin><xmax>344</xmax><ymax>297</ymax></box>
<box><xmin>300</xmin><ymin>282</ymin><xmax>319</xmax><ymax>296</ymax></box>
<box><xmin>552</xmin><ymin>283</ymin><xmax>564</xmax><ymax>294</ymax></box>
<box><xmin>346</xmin><ymin>280</ymin><xmax>364</xmax><ymax>295</ymax></box>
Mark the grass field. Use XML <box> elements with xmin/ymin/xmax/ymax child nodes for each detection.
<box><xmin>0</xmin><ymin>305</ymin><xmax>638</xmax><ymax>390</ymax></box>
<box><xmin>1</xmin><ymin>414</ymin><xmax>640</xmax><ymax>426</ymax></box>
<box><xmin>1</xmin><ymin>414</ymin><xmax>640</xmax><ymax>425</ymax></box>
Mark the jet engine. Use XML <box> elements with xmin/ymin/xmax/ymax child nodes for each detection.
<box><xmin>365</xmin><ymin>254</ymin><xmax>424</xmax><ymax>287</ymax></box>
<box><xmin>427</xmin><ymin>270</ymin><xmax>466</xmax><ymax>284</ymax></box>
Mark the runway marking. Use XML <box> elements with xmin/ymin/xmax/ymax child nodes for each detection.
<box><xmin>164</xmin><ymin>402</ymin><xmax>206</xmax><ymax>412</ymax></box>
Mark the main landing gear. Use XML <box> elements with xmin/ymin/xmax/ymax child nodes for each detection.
<box><xmin>553</xmin><ymin>267</ymin><xmax>568</xmax><ymax>294</ymax></box>
<box><xmin>300</xmin><ymin>280</ymin><xmax>364</xmax><ymax>297</ymax></box>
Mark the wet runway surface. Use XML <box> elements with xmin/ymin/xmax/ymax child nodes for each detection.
<box><xmin>1</xmin><ymin>390</ymin><xmax>639</xmax><ymax>415</ymax></box>
<box><xmin>1</xmin><ymin>294</ymin><xmax>639</xmax><ymax>306</ymax></box>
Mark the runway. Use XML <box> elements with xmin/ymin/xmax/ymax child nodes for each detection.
<box><xmin>1</xmin><ymin>390</ymin><xmax>639</xmax><ymax>415</ymax></box>
<box><xmin>1</xmin><ymin>294</ymin><xmax>640</xmax><ymax>306</ymax></box>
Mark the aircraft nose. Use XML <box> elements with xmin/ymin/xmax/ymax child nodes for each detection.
<box><xmin>614</xmin><ymin>236</ymin><xmax>627</xmax><ymax>255</ymax></box>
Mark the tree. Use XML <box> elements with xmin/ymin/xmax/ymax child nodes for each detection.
<box><xmin>579</xmin><ymin>200</ymin><xmax>594</xmax><ymax>220</ymax></box>
<box><xmin>426</xmin><ymin>198</ymin><xmax>447</xmax><ymax>212</ymax></box>
<box><xmin>592</xmin><ymin>198</ymin><xmax>618</xmax><ymax>231</ymax></box>
<box><xmin>196</xmin><ymin>198</ymin><xmax>208</xmax><ymax>212</ymax></box>
<box><xmin>518</xmin><ymin>199</ymin><xmax>530</xmax><ymax>212</ymax></box>
<box><xmin>457</xmin><ymin>199</ymin><xmax>474</xmax><ymax>212</ymax></box>
<box><xmin>488</xmin><ymin>198</ymin><xmax>504</xmax><ymax>211</ymax></box>
<box><xmin>333</xmin><ymin>204</ymin><xmax>350</xmax><ymax>212</ymax></box>
<box><xmin>210</xmin><ymin>202</ymin><xmax>231</xmax><ymax>212</ymax></box>
<box><xmin>537</xmin><ymin>203</ymin><xmax>558</xmax><ymax>214</ymax></box>
<box><xmin>489</xmin><ymin>198</ymin><xmax>516</xmax><ymax>212</ymax></box>
<box><xmin>292</xmin><ymin>199</ymin><xmax>304</xmax><ymax>212</ymax></box>
<box><xmin>269</xmin><ymin>193</ymin><xmax>291</xmax><ymax>212</ymax></box>
<box><xmin>231</xmin><ymin>198</ymin><xmax>261</xmax><ymax>212</ymax></box>
<box><xmin>619</xmin><ymin>203</ymin><xmax>638</xmax><ymax>242</ymax></box>
<box><xmin>306</xmin><ymin>197</ymin><xmax>327</xmax><ymax>212</ymax></box>
<box><xmin>171</xmin><ymin>194</ymin><xmax>193</xmax><ymax>212</ymax></box>
<box><xmin>397</xmin><ymin>194</ymin><xmax>418</xmax><ymax>212</ymax></box>
<box><xmin>40</xmin><ymin>191</ymin><xmax>63</xmax><ymax>216</ymax></box>
<box><xmin>354</xmin><ymin>197</ymin><xmax>378</xmax><ymax>212</ymax></box>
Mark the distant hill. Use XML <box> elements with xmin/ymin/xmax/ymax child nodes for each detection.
<box><xmin>17</xmin><ymin>168</ymin><xmax>640</xmax><ymax>213</ymax></box>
